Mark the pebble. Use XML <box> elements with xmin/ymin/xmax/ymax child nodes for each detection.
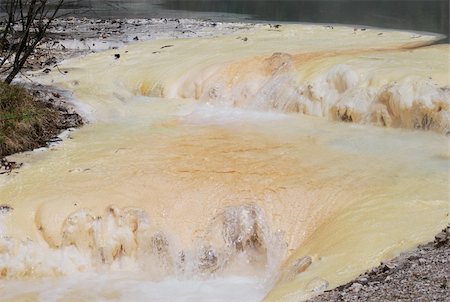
<box><xmin>350</xmin><ymin>282</ymin><xmax>363</xmax><ymax>293</ymax></box>
<box><xmin>0</xmin><ymin>204</ymin><xmax>13</xmax><ymax>214</ymax></box>
<box><xmin>357</xmin><ymin>277</ymin><xmax>368</xmax><ymax>284</ymax></box>
<box><xmin>306</xmin><ymin>278</ymin><xmax>329</xmax><ymax>293</ymax></box>
<box><xmin>281</xmin><ymin>256</ymin><xmax>313</xmax><ymax>282</ymax></box>
<box><xmin>307</xmin><ymin>225</ymin><xmax>450</xmax><ymax>302</ymax></box>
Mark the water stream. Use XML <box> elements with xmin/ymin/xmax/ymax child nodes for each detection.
<box><xmin>0</xmin><ymin>24</ymin><xmax>449</xmax><ymax>301</ymax></box>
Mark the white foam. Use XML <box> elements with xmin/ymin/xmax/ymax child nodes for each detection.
<box><xmin>1</xmin><ymin>273</ymin><xmax>267</xmax><ymax>302</ymax></box>
<box><xmin>177</xmin><ymin>103</ymin><xmax>288</xmax><ymax>125</ymax></box>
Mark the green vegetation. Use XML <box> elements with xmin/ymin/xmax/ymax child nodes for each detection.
<box><xmin>0</xmin><ymin>1</ymin><xmax>76</xmax><ymax>157</ymax></box>
<box><xmin>0</xmin><ymin>82</ymin><xmax>58</xmax><ymax>156</ymax></box>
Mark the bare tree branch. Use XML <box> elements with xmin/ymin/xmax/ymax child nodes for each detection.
<box><xmin>1</xmin><ymin>0</ymin><xmax>64</xmax><ymax>84</ymax></box>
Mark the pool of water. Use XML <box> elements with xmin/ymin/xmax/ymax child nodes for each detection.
<box><xmin>49</xmin><ymin>0</ymin><xmax>449</xmax><ymax>42</ymax></box>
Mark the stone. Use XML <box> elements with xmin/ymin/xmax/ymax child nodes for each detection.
<box><xmin>357</xmin><ymin>277</ymin><xmax>368</xmax><ymax>284</ymax></box>
<box><xmin>434</xmin><ymin>231</ymin><xmax>448</xmax><ymax>247</ymax></box>
<box><xmin>0</xmin><ymin>205</ymin><xmax>13</xmax><ymax>214</ymax></box>
<box><xmin>306</xmin><ymin>278</ymin><xmax>329</xmax><ymax>293</ymax></box>
<box><xmin>282</xmin><ymin>256</ymin><xmax>312</xmax><ymax>282</ymax></box>
<box><xmin>381</xmin><ymin>261</ymin><xmax>397</xmax><ymax>272</ymax></box>
<box><xmin>350</xmin><ymin>282</ymin><xmax>363</xmax><ymax>293</ymax></box>
<box><xmin>198</xmin><ymin>246</ymin><xmax>218</xmax><ymax>272</ymax></box>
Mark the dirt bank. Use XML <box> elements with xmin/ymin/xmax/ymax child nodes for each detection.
<box><xmin>0</xmin><ymin>82</ymin><xmax>82</xmax><ymax>158</ymax></box>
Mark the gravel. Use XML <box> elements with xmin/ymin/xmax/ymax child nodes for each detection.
<box><xmin>24</xmin><ymin>17</ymin><xmax>257</xmax><ymax>71</ymax></box>
<box><xmin>308</xmin><ymin>226</ymin><xmax>450</xmax><ymax>302</ymax></box>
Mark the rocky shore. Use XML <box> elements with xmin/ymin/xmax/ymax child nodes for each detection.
<box><xmin>27</xmin><ymin>17</ymin><xmax>255</xmax><ymax>72</ymax></box>
<box><xmin>309</xmin><ymin>226</ymin><xmax>450</xmax><ymax>302</ymax></box>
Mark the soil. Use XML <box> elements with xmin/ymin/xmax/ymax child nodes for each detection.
<box><xmin>0</xmin><ymin>83</ymin><xmax>83</xmax><ymax>159</ymax></box>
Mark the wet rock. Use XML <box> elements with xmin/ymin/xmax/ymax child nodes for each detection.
<box><xmin>434</xmin><ymin>228</ymin><xmax>449</xmax><ymax>247</ymax></box>
<box><xmin>293</xmin><ymin>256</ymin><xmax>312</xmax><ymax>273</ymax></box>
<box><xmin>0</xmin><ymin>158</ymin><xmax>23</xmax><ymax>174</ymax></box>
<box><xmin>59</xmin><ymin>205</ymin><xmax>152</xmax><ymax>263</ymax></box>
<box><xmin>306</xmin><ymin>278</ymin><xmax>329</xmax><ymax>293</ymax></box>
<box><xmin>0</xmin><ymin>205</ymin><xmax>13</xmax><ymax>214</ymax></box>
<box><xmin>198</xmin><ymin>246</ymin><xmax>218</xmax><ymax>272</ymax></box>
<box><xmin>222</xmin><ymin>204</ymin><xmax>266</xmax><ymax>253</ymax></box>
<box><xmin>150</xmin><ymin>233</ymin><xmax>170</xmax><ymax>255</ymax></box>
<box><xmin>282</xmin><ymin>256</ymin><xmax>312</xmax><ymax>282</ymax></box>
<box><xmin>381</xmin><ymin>261</ymin><xmax>397</xmax><ymax>272</ymax></box>
<box><xmin>61</xmin><ymin>209</ymin><xmax>96</xmax><ymax>251</ymax></box>
<box><xmin>264</xmin><ymin>52</ymin><xmax>293</xmax><ymax>74</ymax></box>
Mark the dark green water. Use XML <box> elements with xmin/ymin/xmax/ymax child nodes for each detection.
<box><xmin>162</xmin><ymin>1</ymin><xmax>448</xmax><ymax>39</ymax></box>
<box><xmin>3</xmin><ymin>1</ymin><xmax>448</xmax><ymax>41</ymax></box>
<box><xmin>57</xmin><ymin>0</ymin><xmax>448</xmax><ymax>40</ymax></box>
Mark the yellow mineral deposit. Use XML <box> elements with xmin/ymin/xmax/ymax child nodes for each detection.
<box><xmin>0</xmin><ymin>24</ymin><xmax>449</xmax><ymax>302</ymax></box>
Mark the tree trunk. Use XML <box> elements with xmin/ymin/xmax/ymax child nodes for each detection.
<box><xmin>4</xmin><ymin>67</ymin><xmax>20</xmax><ymax>84</ymax></box>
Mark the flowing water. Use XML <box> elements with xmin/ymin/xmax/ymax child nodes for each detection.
<box><xmin>0</xmin><ymin>24</ymin><xmax>449</xmax><ymax>301</ymax></box>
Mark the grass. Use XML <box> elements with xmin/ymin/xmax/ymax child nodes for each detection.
<box><xmin>0</xmin><ymin>82</ymin><xmax>59</xmax><ymax>157</ymax></box>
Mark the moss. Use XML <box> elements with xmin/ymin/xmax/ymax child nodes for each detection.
<box><xmin>0</xmin><ymin>82</ymin><xmax>59</xmax><ymax>157</ymax></box>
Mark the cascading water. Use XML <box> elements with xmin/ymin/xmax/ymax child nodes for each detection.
<box><xmin>1</xmin><ymin>202</ymin><xmax>283</xmax><ymax>301</ymax></box>
<box><xmin>175</xmin><ymin>49</ymin><xmax>449</xmax><ymax>134</ymax></box>
<box><xmin>0</xmin><ymin>24</ymin><xmax>449</xmax><ymax>301</ymax></box>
